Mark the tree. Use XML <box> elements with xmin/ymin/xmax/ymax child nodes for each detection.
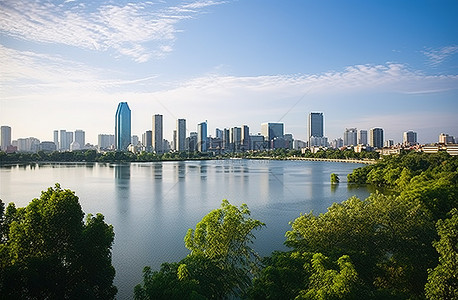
<box><xmin>330</xmin><ymin>173</ymin><xmax>339</xmax><ymax>184</ymax></box>
<box><xmin>296</xmin><ymin>253</ymin><xmax>362</xmax><ymax>300</ymax></box>
<box><xmin>135</xmin><ymin>200</ymin><xmax>264</xmax><ymax>299</ymax></box>
<box><xmin>425</xmin><ymin>208</ymin><xmax>458</xmax><ymax>300</ymax></box>
<box><xmin>0</xmin><ymin>184</ymin><xmax>117</xmax><ymax>299</ymax></box>
<box><xmin>247</xmin><ymin>251</ymin><xmax>312</xmax><ymax>300</ymax></box>
<box><xmin>285</xmin><ymin>193</ymin><xmax>436</xmax><ymax>298</ymax></box>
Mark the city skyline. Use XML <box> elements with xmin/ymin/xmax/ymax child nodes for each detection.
<box><xmin>1</xmin><ymin>1</ymin><xmax>457</xmax><ymax>144</ymax></box>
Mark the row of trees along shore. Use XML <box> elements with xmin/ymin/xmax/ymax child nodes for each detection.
<box><xmin>0</xmin><ymin>147</ymin><xmax>379</xmax><ymax>164</ymax></box>
<box><xmin>1</xmin><ymin>151</ymin><xmax>456</xmax><ymax>299</ymax></box>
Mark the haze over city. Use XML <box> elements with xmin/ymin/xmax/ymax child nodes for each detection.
<box><xmin>1</xmin><ymin>0</ymin><xmax>457</xmax><ymax>145</ymax></box>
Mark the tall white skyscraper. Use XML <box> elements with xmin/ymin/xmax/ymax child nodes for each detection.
<box><xmin>344</xmin><ymin>128</ymin><xmax>358</xmax><ymax>146</ymax></box>
<box><xmin>74</xmin><ymin>129</ymin><xmax>85</xmax><ymax>148</ymax></box>
<box><xmin>177</xmin><ymin>119</ymin><xmax>186</xmax><ymax>152</ymax></box>
<box><xmin>53</xmin><ymin>130</ymin><xmax>59</xmax><ymax>148</ymax></box>
<box><xmin>152</xmin><ymin>114</ymin><xmax>163</xmax><ymax>154</ymax></box>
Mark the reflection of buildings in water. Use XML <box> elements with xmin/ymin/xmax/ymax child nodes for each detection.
<box><xmin>308</xmin><ymin>162</ymin><xmax>324</xmax><ymax>204</ymax></box>
<box><xmin>259</xmin><ymin>162</ymin><xmax>285</xmax><ymax>203</ymax></box>
<box><xmin>114</xmin><ymin>164</ymin><xmax>131</xmax><ymax>213</ymax></box>
<box><xmin>152</xmin><ymin>163</ymin><xmax>163</xmax><ymax>180</ymax></box>
<box><xmin>173</xmin><ymin>161</ymin><xmax>186</xmax><ymax>180</ymax></box>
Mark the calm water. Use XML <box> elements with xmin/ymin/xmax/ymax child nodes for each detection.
<box><xmin>0</xmin><ymin>160</ymin><xmax>370</xmax><ymax>299</ymax></box>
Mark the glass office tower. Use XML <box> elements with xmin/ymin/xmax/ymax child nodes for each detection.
<box><xmin>115</xmin><ymin>102</ymin><xmax>131</xmax><ymax>151</ymax></box>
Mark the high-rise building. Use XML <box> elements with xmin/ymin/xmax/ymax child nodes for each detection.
<box><xmin>0</xmin><ymin>126</ymin><xmax>12</xmax><ymax>151</ymax></box>
<box><xmin>223</xmin><ymin>128</ymin><xmax>230</xmax><ymax>151</ymax></box>
<box><xmin>308</xmin><ymin>112</ymin><xmax>324</xmax><ymax>146</ymax></box>
<box><xmin>53</xmin><ymin>130</ymin><xmax>59</xmax><ymax>149</ymax></box>
<box><xmin>187</xmin><ymin>132</ymin><xmax>198</xmax><ymax>152</ymax></box>
<box><xmin>215</xmin><ymin>128</ymin><xmax>223</xmax><ymax>139</ymax></box>
<box><xmin>142</xmin><ymin>130</ymin><xmax>152</xmax><ymax>152</ymax></box>
<box><xmin>403</xmin><ymin>130</ymin><xmax>417</xmax><ymax>146</ymax></box>
<box><xmin>370</xmin><ymin>128</ymin><xmax>384</xmax><ymax>148</ymax></box>
<box><xmin>74</xmin><ymin>129</ymin><xmax>85</xmax><ymax>148</ymax></box>
<box><xmin>358</xmin><ymin>130</ymin><xmax>368</xmax><ymax>145</ymax></box>
<box><xmin>98</xmin><ymin>134</ymin><xmax>115</xmax><ymax>150</ymax></box>
<box><xmin>177</xmin><ymin>119</ymin><xmax>186</xmax><ymax>152</ymax></box>
<box><xmin>59</xmin><ymin>129</ymin><xmax>73</xmax><ymax>151</ymax></box>
<box><xmin>261</xmin><ymin>122</ymin><xmax>284</xmax><ymax>147</ymax></box>
<box><xmin>115</xmin><ymin>102</ymin><xmax>131</xmax><ymax>151</ymax></box>
<box><xmin>344</xmin><ymin>128</ymin><xmax>358</xmax><ymax>146</ymax></box>
<box><xmin>152</xmin><ymin>114</ymin><xmax>163</xmax><ymax>153</ymax></box>
<box><xmin>197</xmin><ymin>121</ymin><xmax>207</xmax><ymax>152</ymax></box>
<box><xmin>231</xmin><ymin>127</ymin><xmax>242</xmax><ymax>152</ymax></box>
<box><xmin>241</xmin><ymin>125</ymin><xmax>250</xmax><ymax>151</ymax></box>
<box><xmin>439</xmin><ymin>133</ymin><xmax>454</xmax><ymax>144</ymax></box>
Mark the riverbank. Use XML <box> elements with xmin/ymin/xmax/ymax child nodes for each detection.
<box><xmin>251</xmin><ymin>156</ymin><xmax>377</xmax><ymax>164</ymax></box>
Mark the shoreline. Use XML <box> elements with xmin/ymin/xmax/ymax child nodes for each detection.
<box><xmin>0</xmin><ymin>156</ymin><xmax>377</xmax><ymax>166</ymax></box>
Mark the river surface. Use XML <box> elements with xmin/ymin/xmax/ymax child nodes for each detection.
<box><xmin>0</xmin><ymin>159</ymin><xmax>371</xmax><ymax>299</ymax></box>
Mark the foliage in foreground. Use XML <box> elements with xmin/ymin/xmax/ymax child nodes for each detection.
<box><xmin>132</xmin><ymin>152</ymin><xmax>457</xmax><ymax>299</ymax></box>
<box><xmin>134</xmin><ymin>200</ymin><xmax>265</xmax><ymax>299</ymax></box>
<box><xmin>0</xmin><ymin>184</ymin><xmax>117</xmax><ymax>299</ymax></box>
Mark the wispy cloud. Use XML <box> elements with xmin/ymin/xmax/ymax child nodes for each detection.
<box><xmin>0</xmin><ymin>0</ymin><xmax>226</xmax><ymax>62</ymax></box>
<box><xmin>2</xmin><ymin>45</ymin><xmax>457</xmax><ymax>98</ymax></box>
<box><xmin>161</xmin><ymin>63</ymin><xmax>458</xmax><ymax>99</ymax></box>
<box><xmin>423</xmin><ymin>45</ymin><xmax>458</xmax><ymax>66</ymax></box>
<box><xmin>0</xmin><ymin>45</ymin><xmax>158</xmax><ymax>95</ymax></box>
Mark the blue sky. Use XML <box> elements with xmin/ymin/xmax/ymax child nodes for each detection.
<box><xmin>1</xmin><ymin>0</ymin><xmax>457</xmax><ymax>145</ymax></box>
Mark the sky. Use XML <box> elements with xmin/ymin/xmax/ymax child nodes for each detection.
<box><xmin>1</xmin><ymin>0</ymin><xmax>458</xmax><ymax>145</ymax></box>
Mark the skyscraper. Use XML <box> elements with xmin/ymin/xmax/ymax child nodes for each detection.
<box><xmin>53</xmin><ymin>130</ymin><xmax>59</xmax><ymax>148</ymax></box>
<box><xmin>403</xmin><ymin>130</ymin><xmax>417</xmax><ymax>146</ymax></box>
<box><xmin>358</xmin><ymin>130</ymin><xmax>368</xmax><ymax>145</ymax></box>
<box><xmin>241</xmin><ymin>125</ymin><xmax>250</xmax><ymax>151</ymax></box>
<box><xmin>308</xmin><ymin>112</ymin><xmax>324</xmax><ymax>147</ymax></box>
<box><xmin>0</xmin><ymin>126</ymin><xmax>12</xmax><ymax>151</ymax></box>
<box><xmin>152</xmin><ymin>114</ymin><xmax>163</xmax><ymax>153</ymax></box>
<box><xmin>115</xmin><ymin>102</ymin><xmax>131</xmax><ymax>151</ymax></box>
<box><xmin>261</xmin><ymin>123</ymin><xmax>284</xmax><ymax>141</ymax></box>
<box><xmin>177</xmin><ymin>119</ymin><xmax>186</xmax><ymax>152</ymax></box>
<box><xmin>59</xmin><ymin>129</ymin><xmax>71</xmax><ymax>150</ymax></box>
<box><xmin>74</xmin><ymin>129</ymin><xmax>85</xmax><ymax>148</ymax></box>
<box><xmin>370</xmin><ymin>128</ymin><xmax>384</xmax><ymax>148</ymax></box>
<box><xmin>142</xmin><ymin>130</ymin><xmax>152</xmax><ymax>152</ymax></box>
<box><xmin>344</xmin><ymin>128</ymin><xmax>357</xmax><ymax>146</ymax></box>
<box><xmin>197</xmin><ymin>121</ymin><xmax>207</xmax><ymax>152</ymax></box>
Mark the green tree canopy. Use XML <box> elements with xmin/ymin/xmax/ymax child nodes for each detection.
<box><xmin>0</xmin><ymin>184</ymin><xmax>117</xmax><ymax>299</ymax></box>
<box><xmin>135</xmin><ymin>200</ymin><xmax>264</xmax><ymax>299</ymax></box>
<box><xmin>425</xmin><ymin>208</ymin><xmax>458</xmax><ymax>300</ymax></box>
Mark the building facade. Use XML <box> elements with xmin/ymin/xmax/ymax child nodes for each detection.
<box><xmin>152</xmin><ymin>114</ymin><xmax>163</xmax><ymax>153</ymax></box>
<box><xmin>197</xmin><ymin>121</ymin><xmax>207</xmax><ymax>152</ymax></box>
<box><xmin>370</xmin><ymin>127</ymin><xmax>384</xmax><ymax>149</ymax></box>
<box><xmin>177</xmin><ymin>119</ymin><xmax>186</xmax><ymax>152</ymax></box>
<box><xmin>0</xmin><ymin>126</ymin><xmax>12</xmax><ymax>151</ymax></box>
<box><xmin>358</xmin><ymin>130</ymin><xmax>368</xmax><ymax>145</ymax></box>
<box><xmin>308</xmin><ymin>112</ymin><xmax>324</xmax><ymax>146</ymax></box>
<box><xmin>74</xmin><ymin>130</ymin><xmax>85</xmax><ymax>148</ymax></box>
<box><xmin>115</xmin><ymin>102</ymin><xmax>131</xmax><ymax>151</ymax></box>
<box><xmin>403</xmin><ymin>130</ymin><xmax>417</xmax><ymax>146</ymax></box>
<box><xmin>344</xmin><ymin>128</ymin><xmax>358</xmax><ymax>146</ymax></box>
<box><xmin>261</xmin><ymin>122</ymin><xmax>284</xmax><ymax>148</ymax></box>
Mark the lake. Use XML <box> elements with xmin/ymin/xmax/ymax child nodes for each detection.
<box><xmin>0</xmin><ymin>159</ymin><xmax>371</xmax><ymax>299</ymax></box>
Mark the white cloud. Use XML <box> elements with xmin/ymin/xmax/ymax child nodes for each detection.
<box><xmin>423</xmin><ymin>45</ymin><xmax>458</xmax><ymax>66</ymax></box>
<box><xmin>0</xmin><ymin>0</ymin><xmax>226</xmax><ymax>62</ymax></box>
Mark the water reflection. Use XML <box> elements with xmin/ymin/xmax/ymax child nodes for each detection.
<box><xmin>114</xmin><ymin>164</ymin><xmax>130</xmax><ymax>214</ymax></box>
